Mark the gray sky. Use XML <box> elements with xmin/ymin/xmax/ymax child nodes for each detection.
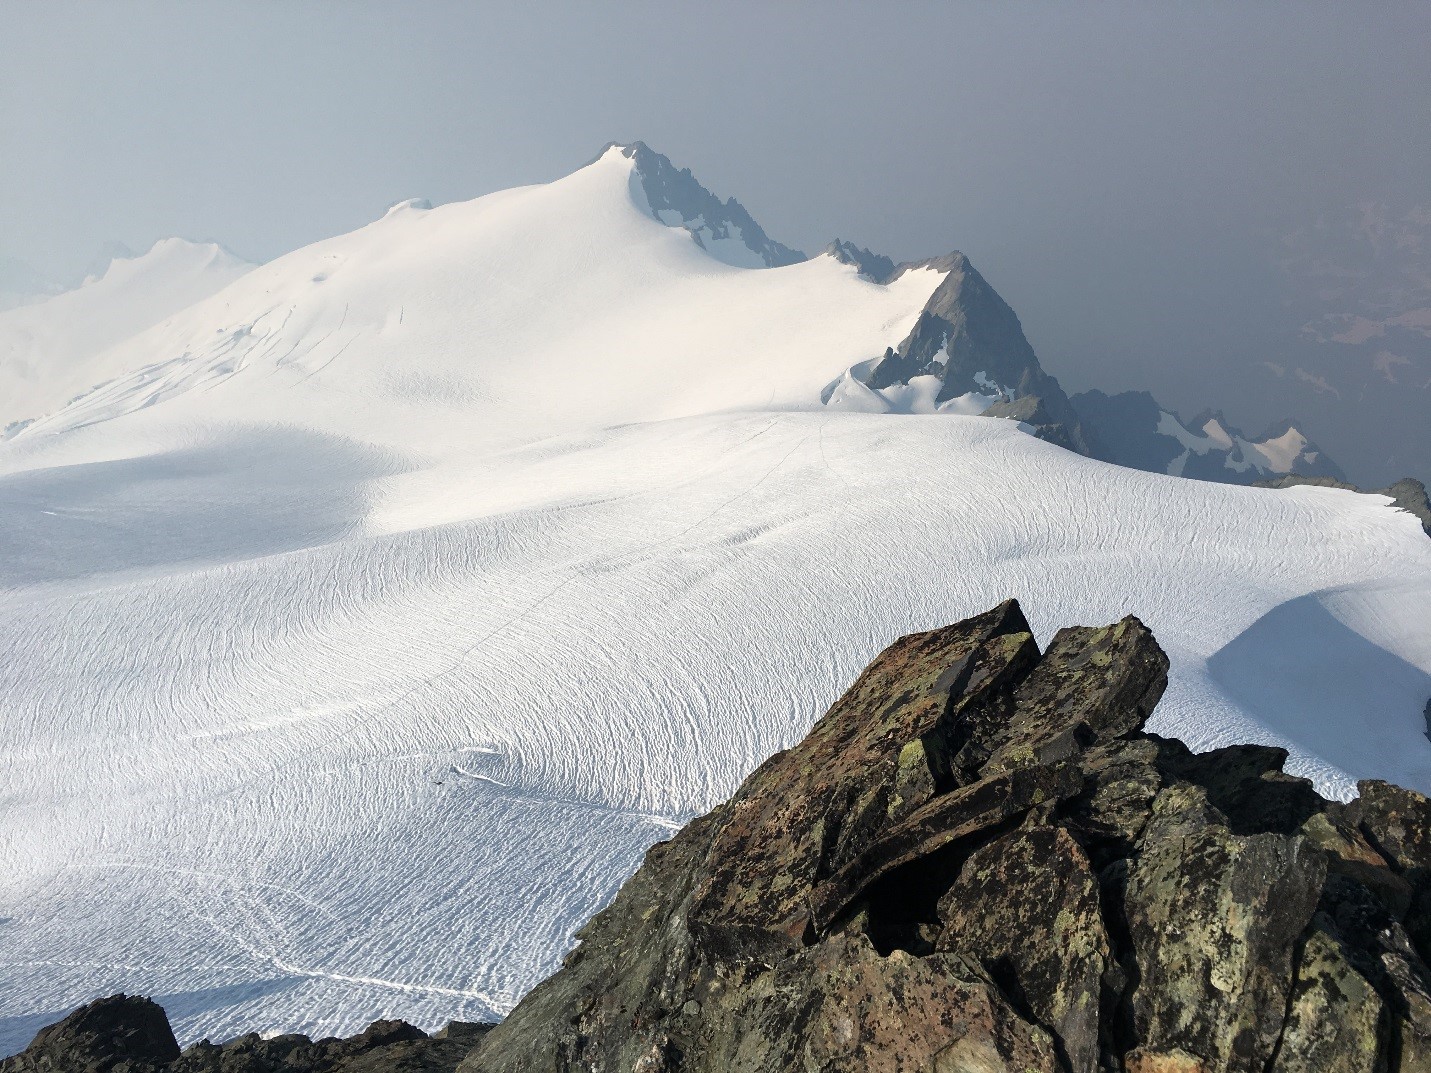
<box><xmin>3</xmin><ymin>2</ymin><xmax>1429</xmax><ymax>476</ymax></box>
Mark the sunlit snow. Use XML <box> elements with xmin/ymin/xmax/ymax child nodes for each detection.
<box><xmin>1</xmin><ymin>147</ymin><xmax>1429</xmax><ymax>1054</ymax></box>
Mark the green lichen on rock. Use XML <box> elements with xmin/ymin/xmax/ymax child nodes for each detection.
<box><xmin>1124</xmin><ymin>784</ymin><xmax>1327</xmax><ymax>1071</ymax></box>
<box><xmin>1271</xmin><ymin>925</ymin><xmax>1387</xmax><ymax>1073</ymax></box>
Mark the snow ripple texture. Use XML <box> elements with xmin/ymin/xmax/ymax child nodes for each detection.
<box><xmin>1</xmin><ymin>148</ymin><xmax>1429</xmax><ymax>1055</ymax></box>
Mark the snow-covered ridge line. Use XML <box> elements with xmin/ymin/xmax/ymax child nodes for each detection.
<box><xmin>0</xmin><ymin>239</ymin><xmax>253</xmax><ymax>438</ymax></box>
<box><xmin>0</xmin><ymin>138</ymin><xmax>1426</xmax><ymax>1055</ymax></box>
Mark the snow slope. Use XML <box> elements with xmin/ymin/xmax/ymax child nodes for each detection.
<box><xmin>0</xmin><ymin>240</ymin><xmax>252</xmax><ymax>437</ymax></box>
<box><xmin>2</xmin><ymin>146</ymin><xmax>1430</xmax><ymax>1054</ymax></box>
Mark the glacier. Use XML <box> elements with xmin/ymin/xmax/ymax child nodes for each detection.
<box><xmin>1</xmin><ymin>145</ymin><xmax>1429</xmax><ymax>1054</ymax></box>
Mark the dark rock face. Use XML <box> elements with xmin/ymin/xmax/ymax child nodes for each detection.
<box><xmin>616</xmin><ymin>142</ymin><xmax>805</xmax><ymax>269</ymax></box>
<box><xmin>824</xmin><ymin>239</ymin><xmax>896</xmax><ymax>283</ymax></box>
<box><xmin>459</xmin><ymin>601</ymin><xmax>1431</xmax><ymax>1071</ymax></box>
<box><xmin>16</xmin><ymin>603</ymin><xmax>1431</xmax><ymax>1071</ymax></box>
<box><xmin>1</xmin><ymin>995</ymin><xmax>179</xmax><ymax>1073</ymax></box>
<box><xmin>1069</xmin><ymin>390</ymin><xmax>1348</xmax><ymax>485</ymax></box>
<box><xmin>0</xmin><ymin>1002</ymin><xmax>490</xmax><ymax>1073</ymax></box>
<box><xmin>1383</xmin><ymin>478</ymin><xmax>1431</xmax><ymax>538</ymax></box>
<box><xmin>859</xmin><ymin>254</ymin><xmax>1102</xmax><ymax>456</ymax></box>
<box><xmin>1066</xmin><ymin>389</ymin><xmax>1185</xmax><ymax>477</ymax></box>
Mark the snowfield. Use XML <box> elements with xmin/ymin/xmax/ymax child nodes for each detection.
<box><xmin>2</xmin><ymin>147</ymin><xmax>1430</xmax><ymax>1054</ymax></box>
<box><xmin>0</xmin><ymin>239</ymin><xmax>252</xmax><ymax>438</ymax></box>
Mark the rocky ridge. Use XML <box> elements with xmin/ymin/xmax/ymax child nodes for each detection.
<box><xmin>0</xmin><ymin>998</ymin><xmax>490</xmax><ymax>1073</ymax></box>
<box><xmin>1070</xmin><ymin>390</ymin><xmax>1348</xmax><ymax>485</ymax></box>
<box><xmin>859</xmin><ymin>251</ymin><xmax>1101</xmax><ymax>456</ymax></box>
<box><xmin>10</xmin><ymin>601</ymin><xmax>1431</xmax><ymax>1071</ymax></box>
<box><xmin>617</xmin><ymin>142</ymin><xmax>805</xmax><ymax>269</ymax></box>
<box><xmin>823</xmin><ymin>244</ymin><xmax>1344</xmax><ymax>483</ymax></box>
<box><xmin>610</xmin><ymin>143</ymin><xmax>1348</xmax><ymax>484</ymax></box>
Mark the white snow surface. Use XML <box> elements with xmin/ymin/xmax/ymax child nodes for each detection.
<box><xmin>0</xmin><ymin>239</ymin><xmax>252</xmax><ymax>436</ymax></box>
<box><xmin>2</xmin><ymin>147</ymin><xmax>1431</xmax><ymax>1054</ymax></box>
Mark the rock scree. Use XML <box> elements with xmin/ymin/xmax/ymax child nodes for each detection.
<box><xmin>8</xmin><ymin>600</ymin><xmax>1431</xmax><ymax>1072</ymax></box>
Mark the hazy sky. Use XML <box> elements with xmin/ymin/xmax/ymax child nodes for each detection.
<box><xmin>4</xmin><ymin>2</ymin><xmax>1429</xmax><ymax>437</ymax></box>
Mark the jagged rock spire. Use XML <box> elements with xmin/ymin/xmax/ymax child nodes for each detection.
<box><xmin>614</xmin><ymin>142</ymin><xmax>805</xmax><ymax>269</ymax></box>
<box><xmin>459</xmin><ymin>602</ymin><xmax>1431</xmax><ymax>1072</ymax></box>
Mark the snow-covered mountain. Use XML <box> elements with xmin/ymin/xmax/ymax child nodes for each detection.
<box><xmin>1070</xmin><ymin>389</ymin><xmax>1345</xmax><ymax>482</ymax></box>
<box><xmin>0</xmin><ymin>238</ymin><xmax>252</xmax><ymax>437</ymax></box>
<box><xmin>815</xmin><ymin>240</ymin><xmax>1340</xmax><ymax>484</ymax></box>
<box><xmin>1</xmin><ymin>144</ymin><xmax>1429</xmax><ymax>1055</ymax></box>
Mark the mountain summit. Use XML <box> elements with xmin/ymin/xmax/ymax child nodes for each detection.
<box><xmin>614</xmin><ymin>142</ymin><xmax>805</xmax><ymax>269</ymax></box>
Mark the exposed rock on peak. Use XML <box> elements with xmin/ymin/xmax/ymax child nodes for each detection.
<box><xmin>14</xmin><ymin>604</ymin><xmax>1431</xmax><ymax>1072</ymax></box>
<box><xmin>611</xmin><ymin>142</ymin><xmax>805</xmax><ymax>269</ymax></box>
<box><xmin>852</xmin><ymin>253</ymin><xmax>1101</xmax><ymax>454</ymax></box>
<box><xmin>824</xmin><ymin>239</ymin><xmax>896</xmax><ymax>283</ymax></box>
<box><xmin>814</xmin><ymin>234</ymin><xmax>1351</xmax><ymax>485</ymax></box>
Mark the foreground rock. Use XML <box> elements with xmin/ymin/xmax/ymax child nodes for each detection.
<box><xmin>0</xmin><ymin>996</ymin><xmax>489</xmax><ymax>1073</ymax></box>
<box><xmin>467</xmin><ymin>601</ymin><xmax>1431</xmax><ymax>1072</ymax></box>
<box><xmin>9</xmin><ymin>601</ymin><xmax>1431</xmax><ymax>1071</ymax></box>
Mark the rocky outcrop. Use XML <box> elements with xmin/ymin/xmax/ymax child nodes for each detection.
<box><xmin>0</xmin><ymin>997</ymin><xmax>489</xmax><ymax>1073</ymax></box>
<box><xmin>12</xmin><ymin>602</ymin><xmax>1431</xmax><ymax>1071</ymax></box>
<box><xmin>824</xmin><ymin>239</ymin><xmax>897</xmax><ymax>283</ymax></box>
<box><xmin>1</xmin><ymin>996</ymin><xmax>180</xmax><ymax>1073</ymax></box>
<box><xmin>859</xmin><ymin>254</ymin><xmax>1102</xmax><ymax>456</ymax></box>
<box><xmin>459</xmin><ymin>601</ymin><xmax>1431</xmax><ymax>1072</ymax></box>
<box><xmin>616</xmin><ymin>142</ymin><xmax>805</xmax><ymax>269</ymax></box>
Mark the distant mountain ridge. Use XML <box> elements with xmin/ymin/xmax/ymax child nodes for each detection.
<box><xmin>1069</xmin><ymin>390</ymin><xmax>1346</xmax><ymax>483</ymax></box>
<box><xmin>817</xmin><ymin>234</ymin><xmax>1340</xmax><ymax>483</ymax></box>
<box><xmin>614</xmin><ymin>143</ymin><xmax>1348</xmax><ymax>485</ymax></box>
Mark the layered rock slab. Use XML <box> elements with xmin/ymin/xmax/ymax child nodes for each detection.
<box><xmin>465</xmin><ymin>602</ymin><xmax>1431</xmax><ymax>1072</ymax></box>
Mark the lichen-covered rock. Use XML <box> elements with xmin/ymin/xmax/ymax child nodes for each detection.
<box><xmin>18</xmin><ymin>601</ymin><xmax>1431</xmax><ymax>1073</ymax></box>
<box><xmin>979</xmin><ymin>617</ymin><xmax>1169</xmax><ymax>777</ymax></box>
<box><xmin>1271</xmin><ymin>925</ymin><xmax>1388</xmax><ymax>1073</ymax></box>
<box><xmin>1124</xmin><ymin>784</ymin><xmax>1327</xmax><ymax>1072</ymax></box>
<box><xmin>935</xmin><ymin>824</ymin><xmax>1109</xmax><ymax>1073</ymax></box>
<box><xmin>1355</xmin><ymin>779</ymin><xmax>1431</xmax><ymax>965</ymax></box>
<box><xmin>686</xmin><ymin>599</ymin><xmax>1039</xmax><ymax>957</ymax></box>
